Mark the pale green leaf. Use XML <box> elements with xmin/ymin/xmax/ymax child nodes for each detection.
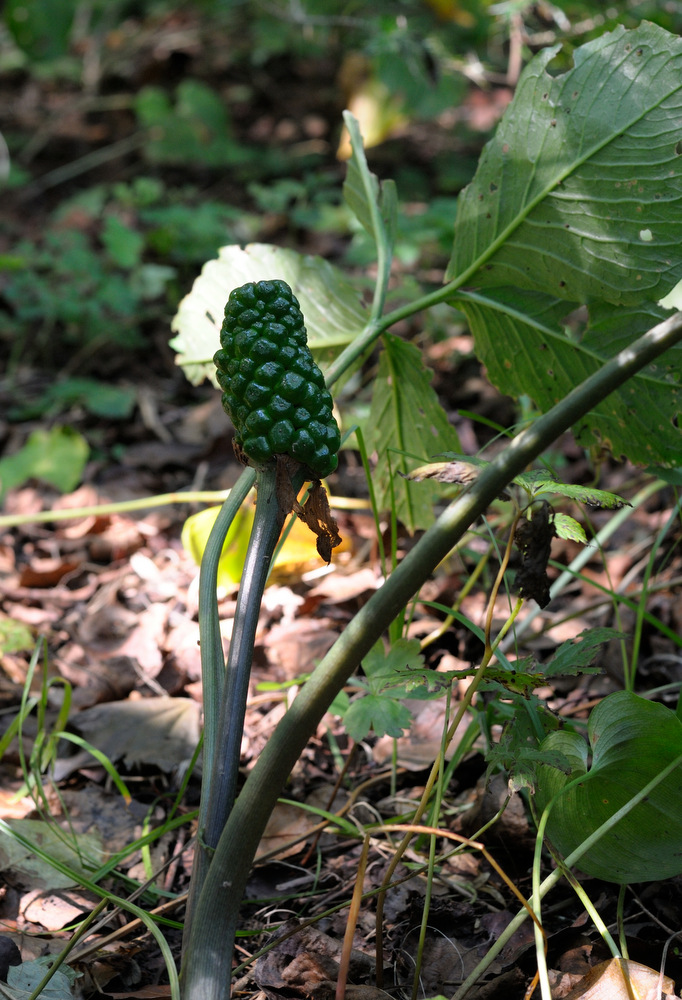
<box><xmin>0</xmin><ymin>427</ymin><xmax>89</xmax><ymax>503</ymax></box>
<box><xmin>170</xmin><ymin>243</ymin><xmax>368</xmax><ymax>385</ymax></box>
<box><xmin>0</xmin><ymin>616</ymin><xmax>34</xmax><ymax>654</ymax></box>
<box><xmin>342</xmin><ymin>111</ymin><xmax>397</xmax><ymax>254</ymax></box>
<box><xmin>362</xmin><ymin>637</ymin><xmax>424</xmax><ymax>681</ymax></box>
<box><xmin>447</xmin><ymin>22</ymin><xmax>682</xmax><ymax>307</ymax></box>
<box><xmin>365</xmin><ymin>334</ymin><xmax>461</xmax><ymax>531</ymax></box>
<box><xmin>553</xmin><ymin>512</ymin><xmax>587</xmax><ymax>544</ymax></box>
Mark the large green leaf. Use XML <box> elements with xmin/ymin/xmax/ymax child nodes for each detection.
<box><xmin>460</xmin><ymin>290</ymin><xmax>682</xmax><ymax>465</ymax></box>
<box><xmin>364</xmin><ymin>335</ymin><xmax>461</xmax><ymax>532</ymax></box>
<box><xmin>447</xmin><ymin>22</ymin><xmax>682</xmax><ymax>307</ymax></box>
<box><xmin>170</xmin><ymin>243</ymin><xmax>368</xmax><ymax>385</ymax></box>
<box><xmin>535</xmin><ymin>691</ymin><xmax>682</xmax><ymax>883</ymax></box>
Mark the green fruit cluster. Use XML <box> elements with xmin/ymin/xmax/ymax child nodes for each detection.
<box><xmin>214</xmin><ymin>279</ymin><xmax>340</xmax><ymax>478</ymax></box>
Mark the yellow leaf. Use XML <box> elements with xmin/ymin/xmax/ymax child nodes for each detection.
<box><xmin>182</xmin><ymin>500</ymin><xmax>351</xmax><ymax>589</ymax></box>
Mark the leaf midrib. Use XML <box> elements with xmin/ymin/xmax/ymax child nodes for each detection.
<box><xmin>447</xmin><ymin>43</ymin><xmax>682</xmax><ymax>292</ymax></box>
<box><xmin>456</xmin><ymin>289</ymin><xmax>680</xmax><ymax>390</ymax></box>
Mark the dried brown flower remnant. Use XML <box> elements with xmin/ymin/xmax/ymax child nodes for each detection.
<box><xmin>514</xmin><ymin>502</ymin><xmax>556</xmax><ymax>608</ymax></box>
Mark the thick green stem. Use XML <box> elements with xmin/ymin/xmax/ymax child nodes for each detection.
<box><xmin>199</xmin><ymin>472</ymin><xmax>255</xmax><ymax>788</ymax></box>
<box><xmin>203</xmin><ymin>464</ymin><xmax>282</xmax><ymax>848</ymax></box>
<box><xmin>182</xmin><ymin>468</ymin><xmax>255</xmax><ymax>948</ymax></box>
<box><xmin>182</xmin><ymin>464</ymin><xmax>268</xmax><ymax>950</ymax></box>
<box><xmin>180</xmin><ymin>310</ymin><xmax>682</xmax><ymax>1000</ymax></box>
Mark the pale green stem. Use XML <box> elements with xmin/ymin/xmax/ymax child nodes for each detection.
<box><xmin>0</xmin><ymin>489</ymin><xmax>236</xmax><ymax>528</ymax></box>
<box><xmin>203</xmin><ymin>463</ymin><xmax>282</xmax><ymax>848</ymax></box>
<box><xmin>182</xmin><ymin>467</ymin><xmax>254</xmax><ymax>948</ymax></box>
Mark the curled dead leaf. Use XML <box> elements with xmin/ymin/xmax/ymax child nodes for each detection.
<box><xmin>294</xmin><ymin>481</ymin><xmax>342</xmax><ymax>564</ymax></box>
<box><xmin>400</xmin><ymin>460</ymin><xmax>510</xmax><ymax>500</ymax></box>
<box><xmin>560</xmin><ymin>958</ymin><xmax>675</xmax><ymax>1000</ymax></box>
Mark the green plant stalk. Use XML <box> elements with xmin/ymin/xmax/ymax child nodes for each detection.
<box><xmin>181</xmin><ymin>470</ymin><xmax>255</xmax><ymax>952</ymax></box>
<box><xmin>455</xmin><ymin>749</ymin><xmax>682</xmax><ymax>1000</ymax></box>
<box><xmin>628</xmin><ymin>496</ymin><xmax>682</xmax><ymax>689</ymax></box>
<box><xmin>0</xmin><ymin>489</ymin><xmax>238</xmax><ymax>528</ymax></box>
<box><xmin>617</xmin><ymin>884</ymin><xmax>629</xmax><ymax>959</ymax></box>
<box><xmin>197</xmin><ymin>473</ymin><xmax>255</xmax><ymax>785</ymax></box>
<box><xmin>180</xmin><ymin>310</ymin><xmax>682</xmax><ymax>1000</ymax></box>
<box><xmin>187</xmin><ymin>464</ymin><xmax>280</xmax><ymax>932</ymax></box>
<box><xmin>323</xmin><ymin>270</ymin><xmax>485</xmax><ymax>392</ymax></box>
<box><xmin>556</xmin><ymin>860</ymin><xmax>620</xmax><ymax>959</ymax></box>
<box><xmin>411</xmin><ymin>690</ymin><xmax>450</xmax><ymax>1000</ymax></box>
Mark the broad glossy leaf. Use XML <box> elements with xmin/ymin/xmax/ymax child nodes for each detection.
<box><xmin>535</xmin><ymin>691</ymin><xmax>682</xmax><ymax>882</ymax></box>
<box><xmin>460</xmin><ymin>290</ymin><xmax>682</xmax><ymax>466</ymax></box>
<box><xmin>170</xmin><ymin>243</ymin><xmax>368</xmax><ymax>385</ymax></box>
<box><xmin>448</xmin><ymin>22</ymin><xmax>682</xmax><ymax>307</ymax></box>
<box><xmin>365</xmin><ymin>335</ymin><xmax>461</xmax><ymax>531</ymax></box>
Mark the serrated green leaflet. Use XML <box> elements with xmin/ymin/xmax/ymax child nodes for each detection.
<box><xmin>543</xmin><ymin>627</ymin><xmax>623</xmax><ymax>676</ymax></box>
<box><xmin>170</xmin><ymin>243</ymin><xmax>368</xmax><ymax>385</ymax></box>
<box><xmin>342</xmin><ymin>694</ymin><xmax>413</xmax><ymax>742</ymax></box>
<box><xmin>364</xmin><ymin>335</ymin><xmax>461</xmax><ymax>531</ymax></box>
<box><xmin>447</xmin><ymin>22</ymin><xmax>682</xmax><ymax>306</ymax></box>
<box><xmin>553</xmin><ymin>512</ymin><xmax>587</xmax><ymax>544</ymax></box>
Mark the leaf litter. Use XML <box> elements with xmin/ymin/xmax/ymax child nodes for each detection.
<box><xmin>2</xmin><ymin>448</ymin><xmax>682</xmax><ymax>998</ymax></box>
<box><xmin>2</xmin><ymin>26</ymin><xmax>682</xmax><ymax>1000</ymax></box>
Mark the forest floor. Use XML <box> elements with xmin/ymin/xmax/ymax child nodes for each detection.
<box><xmin>1</xmin><ymin>8</ymin><xmax>682</xmax><ymax>1000</ymax></box>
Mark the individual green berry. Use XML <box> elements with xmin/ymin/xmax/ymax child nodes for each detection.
<box><xmin>214</xmin><ymin>279</ymin><xmax>340</xmax><ymax>478</ymax></box>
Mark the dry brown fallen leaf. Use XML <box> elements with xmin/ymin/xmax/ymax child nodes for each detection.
<box><xmin>558</xmin><ymin>958</ymin><xmax>675</xmax><ymax>1000</ymax></box>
